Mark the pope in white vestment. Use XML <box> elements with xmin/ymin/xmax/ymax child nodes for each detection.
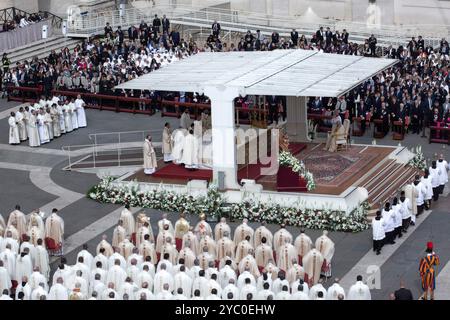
<box><xmin>171</xmin><ymin>128</ymin><xmax>185</xmax><ymax>164</ymax></box>
<box><xmin>8</xmin><ymin>113</ymin><xmax>20</xmax><ymax>145</ymax></box>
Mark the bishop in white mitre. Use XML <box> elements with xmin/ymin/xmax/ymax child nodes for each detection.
<box><xmin>214</xmin><ymin>217</ymin><xmax>231</xmax><ymax>241</ymax></box>
<box><xmin>44</xmin><ymin>209</ymin><xmax>64</xmax><ymax>256</ymax></box>
<box><xmin>7</xmin><ymin>205</ymin><xmax>27</xmax><ymax>240</ymax></box>
<box><xmin>75</xmin><ymin>94</ymin><xmax>87</xmax><ymax>128</ymax></box>
<box><xmin>254</xmin><ymin>222</ymin><xmax>273</xmax><ymax>248</ymax></box>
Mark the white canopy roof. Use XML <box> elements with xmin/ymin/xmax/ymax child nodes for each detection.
<box><xmin>116</xmin><ymin>49</ymin><xmax>397</xmax><ymax>97</ymax></box>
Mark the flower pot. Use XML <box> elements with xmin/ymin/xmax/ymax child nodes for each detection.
<box><xmin>277</xmin><ymin>165</ymin><xmax>307</xmax><ymax>192</ymax></box>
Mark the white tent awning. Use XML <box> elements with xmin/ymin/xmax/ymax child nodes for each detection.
<box><xmin>116</xmin><ymin>49</ymin><xmax>397</xmax><ymax>97</ymax></box>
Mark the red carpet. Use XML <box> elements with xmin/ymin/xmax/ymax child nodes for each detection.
<box><xmin>152</xmin><ymin>143</ymin><xmax>307</xmax><ymax>182</ymax></box>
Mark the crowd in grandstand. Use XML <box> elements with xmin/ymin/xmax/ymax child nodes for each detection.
<box><xmin>1</xmin><ymin>12</ymin><xmax>44</xmax><ymax>32</ymax></box>
<box><xmin>0</xmin><ymin>14</ymin><xmax>449</xmax><ymax>136</ymax></box>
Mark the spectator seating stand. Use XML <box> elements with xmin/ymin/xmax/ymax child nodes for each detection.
<box><xmin>351</xmin><ymin>116</ymin><xmax>364</xmax><ymax>136</ymax></box>
<box><xmin>429</xmin><ymin>126</ymin><xmax>450</xmax><ymax>145</ymax></box>
<box><xmin>373</xmin><ymin>119</ymin><xmax>386</xmax><ymax>139</ymax></box>
<box><xmin>392</xmin><ymin>120</ymin><xmax>405</xmax><ymax>140</ymax></box>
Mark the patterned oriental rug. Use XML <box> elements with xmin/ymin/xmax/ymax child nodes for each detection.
<box><xmin>258</xmin><ymin>144</ymin><xmax>375</xmax><ymax>188</ymax></box>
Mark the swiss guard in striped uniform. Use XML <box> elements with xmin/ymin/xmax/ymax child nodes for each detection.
<box><xmin>419</xmin><ymin>242</ymin><xmax>440</xmax><ymax>300</ymax></box>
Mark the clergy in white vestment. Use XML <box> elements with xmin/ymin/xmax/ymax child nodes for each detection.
<box><xmin>0</xmin><ymin>245</ymin><xmax>17</xmax><ymax>282</ymax></box>
<box><xmin>29</xmin><ymin>268</ymin><xmax>48</xmax><ymax>291</ymax></box>
<box><xmin>57</xmin><ymin>102</ymin><xmax>66</xmax><ymax>134</ymax></box>
<box><xmin>233</xmin><ymin>219</ymin><xmax>254</xmax><ymax>246</ymax></box>
<box><xmin>120</xmin><ymin>205</ymin><xmax>136</xmax><ymax>238</ymax></box>
<box><xmin>15</xmin><ymin>251</ymin><xmax>33</xmax><ymax>283</ymax></box>
<box><xmin>136</xmin><ymin>222</ymin><xmax>152</xmax><ymax>248</ymax></box>
<box><xmin>182</xmin><ymin>228</ymin><xmax>200</xmax><ymax>256</ymax></box>
<box><xmin>216</xmin><ymin>232</ymin><xmax>235</xmax><ymax>262</ymax></box>
<box><xmin>437</xmin><ymin>154</ymin><xmax>449</xmax><ymax>194</ymax></box>
<box><xmin>37</xmin><ymin>109</ymin><xmax>50</xmax><ymax>144</ymax></box>
<box><xmin>153</xmin><ymin>263</ymin><xmax>174</xmax><ymax>295</ymax></box>
<box><xmin>3</xmin><ymin>226</ymin><xmax>20</xmax><ymax>244</ymax></box>
<box><xmin>198</xmin><ymin>246</ymin><xmax>215</xmax><ymax>270</ymax></box>
<box><xmin>8</xmin><ymin>112</ymin><xmax>20</xmax><ymax>145</ymax></box>
<box><xmin>156</xmin><ymin>285</ymin><xmax>175</xmax><ymax>300</ymax></box>
<box><xmin>174</xmin><ymin>266</ymin><xmax>193</xmax><ymax>298</ymax></box>
<box><xmin>0</xmin><ymin>261</ymin><xmax>12</xmax><ymax>293</ymax></box>
<box><xmin>106</xmin><ymin>259</ymin><xmax>127</xmax><ymax>292</ymax></box>
<box><xmin>198</xmin><ymin>235</ymin><xmax>216</xmax><ymax>258</ymax></box>
<box><xmin>309</xmin><ymin>281</ymin><xmax>327</xmax><ymax>300</ymax></box>
<box><xmin>239</xmin><ymin>253</ymin><xmax>260</xmax><ymax>278</ymax></box>
<box><xmin>63</xmin><ymin>101</ymin><xmax>73</xmax><ymax>133</ymax></box>
<box><xmin>180</xmin><ymin>109</ymin><xmax>192</xmax><ymax>129</ymax></box>
<box><xmin>77</xmin><ymin>244</ymin><xmax>94</xmax><ymax>270</ymax></box>
<box><xmin>326</xmin><ymin>278</ymin><xmax>346</xmax><ymax>300</ymax></box>
<box><xmin>174</xmin><ymin>212</ymin><xmax>190</xmax><ymax>251</ymax></box>
<box><xmin>235</xmin><ymin>238</ymin><xmax>254</xmax><ymax>264</ymax></box>
<box><xmin>273</xmin><ymin>224</ymin><xmax>293</xmax><ymax>254</ymax></box>
<box><xmin>222</xmin><ymin>280</ymin><xmax>239</xmax><ymax>300</ymax></box>
<box><xmin>118</xmin><ymin>239</ymin><xmax>135</xmax><ymax>260</ymax></box>
<box><xmin>157</xmin><ymin>214</ymin><xmax>174</xmax><ymax>235</ymax></box>
<box><xmin>277</xmin><ymin>241</ymin><xmax>298</xmax><ymax>272</ymax></box>
<box><xmin>27</xmin><ymin>210</ymin><xmax>45</xmax><ymax>239</ymax></box>
<box><xmin>302</xmin><ymin>248</ymin><xmax>324</xmax><ymax>286</ymax></box>
<box><xmin>50</xmin><ymin>104</ymin><xmax>61</xmax><ymax>138</ymax></box>
<box><xmin>75</xmin><ymin>95</ymin><xmax>87</xmax><ymax>128</ymax></box>
<box><xmin>177</xmin><ymin>246</ymin><xmax>196</xmax><ymax>269</ymax></box>
<box><xmin>34</xmin><ymin>239</ymin><xmax>50</xmax><ymax>280</ymax></box>
<box><xmin>255</xmin><ymin>237</ymin><xmax>274</xmax><ymax>271</ymax></box>
<box><xmin>162</xmin><ymin>122</ymin><xmax>173</xmax><ymax>162</ymax></box>
<box><xmin>254</xmin><ymin>222</ymin><xmax>273</xmax><ymax>248</ymax></box>
<box><xmin>219</xmin><ymin>261</ymin><xmax>237</xmax><ymax>289</ymax></box>
<box><xmin>44</xmin><ymin>208</ymin><xmax>64</xmax><ymax>256</ymax></box>
<box><xmin>23</xmin><ymin>106</ymin><xmax>30</xmax><ymax>136</ymax></box>
<box><xmin>171</xmin><ymin>127</ymin><xmax>185</xmax><ymax>164</ymax></box>
<box><xmin>287</xmin><ymin>262</ymin><xmax>305</xmax><ymax>284</ymax></box>
<box><xmin>347</xmin><ymin>275</ymin><xmax>371</xmax><ymax>300</ymax></box>
<box><xmin>48</xmin><ymin>277</ymin><xmax>69</xmax><ymax>300</ymax></box>
<box><xmin>16</xmin><ymin>108</ymin><xmax>27</xmax><ymax>141</ymax></box>
<box><xmin>7</xmin><ymin>205</ymin><xmax>27</xmax><ymax>240</ymax></box>
<box><xmin>139</xmin><ymin>236</ymin><xmax>158</xmax><ymax>264</ymax></box>
<box><xmin>27</xmin><ymin>110</ymin><xmax>41</xmax><ymax>147</ymax></box>
<box><xmin>143</xmin><ymin>135</ymin><xmax>157</xmax><ymax>175</ymax></box>
<box><xmin>69</xmin><ymin>99</ymin><xmax>79</xmax><ymax>130</ymax></box>
<box><xmin>30</xmin><ymin>283</ymin><xmax>48</xmax><ymax>300</ymax></box>
<box><xmin>294</xmin><ymin>230</ymin><xmax>313</xmax><ymax>265</ymax></box>
<box><xmin>194</xmin><ymin>214</ymin><xmax>213</xmax><ymax>239</ymax></box>
<box><xmin>315</xmin><ymin>230</ymin><xmax>335</xmax><ymax>278</ymax></box>
<box><xmin>97</xmin><ymin>235</ymin><xmax>114</xmax><ymax>257</ymax></box>
<box><xmin>112</xmin><ymin>220</ymin><xmax>127</xmax><ymax>249</ymax></box>
<box><xmin>214</xmin><ymin>217</ymin><xmax>231</xmax><ymax>241</ymax></box>
<box><xmin>181</xmin><ymin>129</ymin><xmax>199</xmax><ymax>169</ymax></box>
<box><xmin>192</xmin><ymin>270</ymin><xmax>210</xmax><ymax>298</ymax></box>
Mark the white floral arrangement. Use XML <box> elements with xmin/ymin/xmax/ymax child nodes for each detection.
<box><xmin>408</xmin><ymin>145</ymin><xmax>426</xmax><ymax>171</ymax></box>
<box><xmin>88</xmin><ymin>177</ymin><xmax>369</xmax><ymax>232</ymax></box>
<box><xmin>278</xmin><ymin>150</ymin><xmax>316</xmax><ymax>191</ymax></box>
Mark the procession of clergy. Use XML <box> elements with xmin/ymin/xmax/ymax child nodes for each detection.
<box><xmin>8</xmin><ymin>95</ymin><xmax>87</xmax><ymax>146</ymax></box>
<box><xmin>143</xmin><ymin>108</ymin><xmax>212</xmax><ymax>174</ymax></box>
<box><xmin>0</xmin><ymin>204</ymin><xmax>372</xmax><ymax>300</ymax></box>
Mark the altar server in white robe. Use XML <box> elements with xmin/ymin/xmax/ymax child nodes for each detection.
<box><xmin>16</xmin><ymin>108</ymin><xmax>27</xmax><ymax>141</ymax></box>
<box><xmin>143</xmin><ymin>135</ymin><xmax>157</xmax><ymax>175</ymax></box>
<box><xmin>162</xmin><ymin>122</ymin><xmax>173</xmax><ymax>162</ymax></box>
<box><xmin>37</xmin><ymin>109</ymin><xmax>50</xmax><ymax>144</ymax></box>
<box><xmin>27</xmin><ymin>110</ymin><xmax>41</xmax><ymax>147</ymax></box>
<box><xmin>57</xmin><ymin>102</ymin><xmax>66</xmax><ymax>134</ymax></box>
<box><xmin>75</xmin><ymin>95</ymin><xmax>87</xmax><ymax>128</ymax></box>
<box><xmin>171</xmin><ymin>127</ymin><xmax>185</xmax><ymax>164</ymax></box>
<box><xmin>69</xmin><ymin>99</ymin><xmax>79</xmax><ymax>130</ymax></box>
<box><xmin>45</xmin><ymin>108</ymin><xmax>54</xmax><ymax>140</ymax></box>
<box><xmin>63</xmin><ymin>101</ymin><xmax>73</xmax><ymax>133</ymax></box>
<box><xmin>48</xmin><ymin>277</ymin><xmax>69</xmax><ymax>300</ymax></box>
<box><xmin>181</xmin><ymin>129</ymin><xmax>199</xmax><ymax>169</ymax></box>
<box><xmin>326</xmin><ymin>278</ymin><xmax>346</xmax><ymax>300</ymax></box>
<box><xmin>8</xmin><ymin>112</ymin><xmax>20</xmax><ymax>145</ymax></box>
<box><xmin>315</xmin><ymin>230</ymin><xmax>335</xmax><ymax>278</ymax></box>
<box><xmin>437</xmin><ymin>154</ymin><xmax>449</xmax><ymax>194</ymax></box>
<box><xmin>180</xmin><ymin>108</ymin><xmax>192</xmax><ymax>130</ymax></box>
<box><xmin>347</xmin><ymin>275</ymin><xmax>371</xmax><ymax>300</ymax></box>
